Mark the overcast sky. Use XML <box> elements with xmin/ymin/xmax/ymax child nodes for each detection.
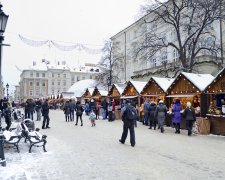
<box><xmin>1</xmin><ymin>0</ymin><xmax>146</xmax><ymax>92</ymax></box>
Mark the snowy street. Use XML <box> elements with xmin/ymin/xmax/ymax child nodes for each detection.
<box><xmin>0</xmin><ymin>110</ymin><xmax>225</xmax><ymax>180</ymax></box>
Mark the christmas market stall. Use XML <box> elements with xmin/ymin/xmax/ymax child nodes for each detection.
<box><xmin>205</xmin><ymin>68</ymin><xmax>225</xmax><ymax>135</ymax></box>
<box><xmin>121</xmin><ymin>81</ymin><xmax>147</xmax><ymax>120</ymax></box>
<box><xmin>81</xmin><ymin>87</ymin><xmax>95</xmax><ymax>103</ymax></box>
<box><xmin>166</xmin><ymin>72</ymin><xmax>214</xmax><ymax>131</ymax></box>
<box><xmin>108</xmin><ymin>83</ymin><xmax>126</xmax><ymax>120</ymax></box>
<box><xmin>141</xmin><ymin>77</ymin><xmax>174</xmax><ymax>126</ymax></box>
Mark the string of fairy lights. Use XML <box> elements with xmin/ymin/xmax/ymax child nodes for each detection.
<box><xmin>18</xmin><ymin>34</ymin><xmax>103</xmax><ymax>54</ymax></box>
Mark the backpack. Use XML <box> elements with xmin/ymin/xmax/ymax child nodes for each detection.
<box><xmin>124</xmin><ymin>105</ymin><xmax>137</xmax><ymax>121</ymax></box>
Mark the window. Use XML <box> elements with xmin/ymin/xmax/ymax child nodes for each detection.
<box><xmin>184</xmin><ymin>0</ymin><xmax>192</xmax><ymax>7</ymax></box>
<box><xmin>77</xmin><ymin>76</ymin><xmax>80</xmax><ymax>81</ymax></box>
<box><xmin>42</xmin><ymin>73</ymin><xmax>45</xmax><ymax>77</ymax></box>
<box><xmin>71</xmin><ymin>77</ymin><xmax>74</xmax><ymax>81</ymax></box>
<box><xmin>36</xmin><ymin>82</ymin><xmax>39</xmax><ymax>86</ymax></box>
<box><xmin>52</xmin><ymin>89</ymin><xmax>54</xmax><ymax>94</ymax></box>
<box><xmin>52</xmin><ymin>73</ymin><xmax>54</xmax><ymax>78</ymax></box>
<box><xmin>90</xmin><ymin>75</ymin><xmax>92</xmax><ymax>79</ymax></box>
<box><xmin>82</xmin><ymin>76</ymin><xmax>85</xmax><ymax>80</ymax></box>
<box><xmin>42</xmin><ymin>82</ymin><xmax>45</xmax><ymax>86</ymax></box>
<box><xmin>30</xmin><ymin>81</ymin><xmax>33</xmax><ymax>86</ymax></box>
<box><xmin>52</xmin><ymin>81</ymin><xmax>54</xmax><ymax>86</ymax></box>
<box><xmin>30</xmin><ymin>72</ymin><xmax>33</xmax><ymax>77</ymax></box>
<box><xmin>63</xmin><ymin>74</ymin><xmax>66</xmax><ymax>78</ymax></box>
<box><xmin>30</xmin><ymin>90</ymin><xmax>33</xmax><ymax>96</ymax></box>
<box><xmin>58</xmin><ymin>74</ymin><xmax>60</xmax><ymax>78</ymax></box>
<box><xmin>36</xmin><ymin>73</ymin><xmax>39</xmax><ymax>77</ymax></box>
<box><xmin>63</xmin><ymin>81</ymin><xmax>66</xmax><ymax>86</ymax></box>
<box><xmin>58</xmin><ymin>81</ymin><xmax>60</xmax><ymax>86</ymax></box>
<box><xmin>152</xmin><ymin>58</ymin><xmax>156</xmax><ymax>67</ymax></box>
<box><xmin>173</xmin><ymin>49</ymin><xmax>179</xmax><ymax>64</ymax></box>
<box><xmin>161</xmin><ymin>50</ymin><xmax>168</xmax><ymax>64</ymax></box>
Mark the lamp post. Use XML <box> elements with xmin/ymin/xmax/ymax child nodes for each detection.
<box><xmin>0</xmin><ymin>3</ymin><xmax>8</xmax><ymax>167</ymax></box>
<box><xmin>6</xmin><ymin>83</ymin><xmax>8</xmax><ymax>100</ymax></box>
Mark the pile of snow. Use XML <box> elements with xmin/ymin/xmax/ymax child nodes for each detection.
<box><xmin>67</xmin><ymin>79</ymin><xmax>97</xmax><ymax>97</ymax></box>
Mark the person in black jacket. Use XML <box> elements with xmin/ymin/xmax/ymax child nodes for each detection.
<box><xmin>119</xmin><ymin>99</ymin><xmax>137</xmax><ymax>147</ymax></box>
<box><xmin>149</xmin><ymin>101</ymin><xmax>157</xmax><ymax>130</ymax></box>
<box><xmin>42</xmin><ymin>99</ymin><xmax>50</xmax><ymax>129</ymax></box>
<box><xmin>183</xmin><ymin>102</ymin><xmax>196</xmax><ymax>136</ymax></box>
<box><xmin>69</xmin><ymin>99</ymin><xmax>76</xmax><ymax>121</ymax></box>
<box><xmin>4</xmin><ymin>102</ymin><xmax>12</xmax><ymax>130</ymax></box>
<box><xmin>75</xmin><ymin>101</ymin><xmax>84</xmax><ymax>126</ymax></box>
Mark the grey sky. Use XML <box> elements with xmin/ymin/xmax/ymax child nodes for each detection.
<box><xmin>1</xmin><ymin>0</ymin><xmax>146</xmax><ymax>91</ymax></box>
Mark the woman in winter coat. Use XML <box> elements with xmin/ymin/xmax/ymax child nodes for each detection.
<box><xmin>154</xmin><ymin>100</ymin><xmax>168</xmax><ymax>133</ymax></box>
<box><xmin>172</xmin><ymin>99</ymin><xmax>182</xmax><ymax>134</ymax></box>
<box><xmin>183</xmin><ymin>102</ymin><xmax>196</xmax><ymax>136</ymax></box>
<box><xmin>75</xmin><ymin>101</ymin><xmax>84</xmax><ymax>126</ymax></box>
<box><xmin>149</xmin><ymin>101</ymin><xmax>157</xmax><ymax>130</ymax></box>
<box><xmin>63</xmin><ymin>101</ymin><xmax>70</xmax><ymax>122</ymax></box>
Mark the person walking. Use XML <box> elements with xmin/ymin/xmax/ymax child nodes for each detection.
<box><xmin>4</xmin><ymin>102</ymin><xmax>12</xmax><ymax>130</ymax></box>
<box><xmin>183</xmin><ymin>102</ymin><xmax>196</xmax><ymax>136</ymax></box>
<box><xmin>24</xmin><ymin>100</ymin><xmax>30</xmax><ymax>119</ymax></box>
<box><xmin>172</xmin><ymin>99</ymin><xmax>182</xmax><ymax>134</ymax></box>
<box><xmin>42</xmin><ymin>99</ymin><xmax>50</xmax><ymax>129</ymax></box>
<box><xmin>119</xmin><ymin>100</ymin><xmax>137</xmax><ymax>147</ymax></box>
<box><xmin>28</xmin><ymin>99</ymin><xmax>36</xmax><ymax>120</ymax></box>
<box><xmin>69</xmin><ymin>99</ymin><xmax>76</xmax><ymax>121</ymax></box>
<box><xmin>84</xmin><ymin>102</ymin><xmax>89</xmax><ymax>115</ymax></box>
<box><xmin>143</xmin><ymin>99</ymin><xmax>150</xmax><ymax>125</ymax></box>
<box><xmin>64</xmin><ymin>101</ymin><xmax>70</xmax><ymax>122</ymax></box>
<box><xmin>154</xmin><ymin>100</ymin><xmax>168</xmax><ymax>133</ymax></box>
<box><xmin>101</xmin><ymin>98</ymin><xmax>108</xmax><ymax>120</ymax></box>
<box><xmin>149</xmin><ymin>100</ymin><xmax>157</xmax><ymax>130</ymax></box>
<box><xmin>89</xmin><ymin>110</ymin><xmax>96</xmax><ymax>127</ymax></box>
<box><xmin>35</xmin><ymin>98</ymin><xmax>42</xmax><ymax>121</ymax></box>
<box><xmin>75</xmin><ymin>101</ymin><xmax>84</xmax><ymax>126</ymax></box>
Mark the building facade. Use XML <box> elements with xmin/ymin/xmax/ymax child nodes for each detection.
<box><xmin>111</xmin><ymin>1</ymin><xmax>225</xmax><ymax>82</ymax></box>
<box><xmin>19</xmin><ymin>60</ymin><xmax>100</xmax><ymax>101</ymax></box>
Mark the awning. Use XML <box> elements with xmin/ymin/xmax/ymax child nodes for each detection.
<box><xmin>166</xmin><ymin>94</ymin><xmax>196</xmax><ymax>98</ymax></box>
<box><xmin>142</xmin><ymin>95</ymin><xmax>160</xmax><ymax>97</ymax></box>
<box><xmin>120</xmin><ymin>96</ymin><xmax>138</xmax><ymax>99</ymax></box>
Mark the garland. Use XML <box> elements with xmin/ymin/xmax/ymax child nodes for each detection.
<box><xmin>19</xmin><ymin>34</ymin><xmax>103</xmax><ymax>54</ymax></box>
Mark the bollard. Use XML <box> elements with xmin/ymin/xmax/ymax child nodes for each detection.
<box><xmin>0</xmin><ymin>133</ymin><xmax>6</xmax><ymax>166</ymax></box>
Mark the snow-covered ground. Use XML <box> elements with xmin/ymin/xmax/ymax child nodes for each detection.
<box><xmin>0</xmin><ymin>110</ymin><xmax>225</xmax><ymax>180</ymax></box>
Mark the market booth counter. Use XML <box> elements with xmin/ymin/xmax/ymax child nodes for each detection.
<box><xmin>108</xmin><ymin>83</ymin><xmax>126</xmax><ymax>120</ymax></box>
<box><xmin>121</xmin><ymin>80</ymin><xmax>147</xmax><ymax>120</ymax></box>
<box><xmin>205</xmin><ymin>68</ymin><xmax>225</xmax><ymax>135</ymax></box>
<box><xmin>92</xmin><ymin>87</ymin><xmax>108</xmax><ymax>117</ymax></box>
<box><xmin>166</xmin><ymin>72</ymin><xmax>214</xmax><ymax>132</ymax></box>
<box><xmin>141</xmin><ymin>77</ymin><xmax>174</xmax><ymax>126</ymax></box>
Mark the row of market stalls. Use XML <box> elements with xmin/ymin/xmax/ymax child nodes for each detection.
<box><xmin>81</xmin><ymin>69</ymin><xmax>225</xmax><ymax>135</ymax></box>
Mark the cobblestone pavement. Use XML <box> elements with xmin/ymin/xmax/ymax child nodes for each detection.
<box><xmin>1</xmin><ymin>110</ymin><xmax>225</xmax><ymax>180</ymax></box>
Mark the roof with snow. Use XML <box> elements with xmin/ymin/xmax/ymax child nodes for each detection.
<box><xmin>152</xmin><ymin>77</ymin><xmax>174</xmax><ymax>92</ymax></box>
<box><xmin>129</xmin><ymin>81</ymin><xmax>147</xmax><ymax>94</ymax></box>
<box><xmin>181</xmin><ymin>72</ymin><xmax>214</xmax><ymax>91</ymax></box>
<box><xmin>67</xmin><ymin>79</ymin><xmax>97</xmax><ymax>97</ymax></box>
<box><xmin>114</xmin><ymin>83</ymin><xmax>126</xmax><ymax>95</ymax></box>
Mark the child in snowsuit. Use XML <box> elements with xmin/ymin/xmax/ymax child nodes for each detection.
<box><xmin>89</xmin><ymin>110</ymin><xmax>96</xmax><ymax>127</ymax></box>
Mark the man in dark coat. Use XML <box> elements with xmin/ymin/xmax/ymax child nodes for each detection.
<box><xmin>4</xmin><ymin>103</ymin><xmax>12</xmax><ymax>130</ymax></box>
<box><xmin>119</xmin><ymin>100</ymin><xmax>137</xmax><ymax>147</ymax></box>
<box><xmin>154</xmin><ymin>100</ymin><xmax>168</xmax><ymax>133</ymax></box>
<box><xmin>42</xmin><ymin>99</ymin><xmax>50</xmax><ymax>129</ymax></box>
<box><xmin>101</xmin><ymin>98</ymin><xmax>108</xmax><ymax>120</ymax></box>
<box><xmin>143</xmin><ymin>99</ymin><xmax>150</xmax><ymax>125</ymax></box>
<box><xmin>69</xmin><ymin>99</ymin><xmax>76</xmax><ymax>121</ymax></box>
<box><xmin>183</xmin><ymin>102</ymin><xmax>196</xmax><ymax>136</ymax></box>
<box><xmin>35</xmin><ymin>98</ymin><xmax>42</xmax><ymax>121</ymax></box>
<box><xmin>75</xmin><ymin>101</ymin><xmax>84</xmax><ymax>126</ymax></box>
<box><xmin>28</xmin><ymin>99</ymin><xmax>36</xmax><ymax>120</ymax></box>
<box><xmin>149</xmin><ymin>101</ymin><xmax>157</xmax><ymax>130</ymax></box>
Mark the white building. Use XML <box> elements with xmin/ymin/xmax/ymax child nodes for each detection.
<box><xmin>19</xmin><ymin>60</ymin><xmax>100</xmax><ymax>101</ymax></box>
<box><xmin>111</xmin><ymin>1</ymin><xmax>225</xmax><ymax>82</ymax></box>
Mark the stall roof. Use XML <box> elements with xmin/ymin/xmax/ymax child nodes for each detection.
<box><xmin>130</xmin><ymin>81</ymin><xmax>147</xmax><ymax>94</ymax></box>
<box><xmin>152</xmin><ymin>77</ymin><xmax>175</xmax><ymax>92</ymax></box>
<box><xmin>114</xmin><ymin>83</ymin><xmax>126</xmax><ymax>95</ymax></box>
<box><xmin>181</xmin><ymin>72</ymin><xmax>214</xmax><ymax>91</ymax></box>
<box><xmin>98</xmin><ymin>89</ymin><xmax>108</xmax><ymax>97</ymax></box>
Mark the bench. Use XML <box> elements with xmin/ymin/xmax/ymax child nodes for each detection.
<box><xmin>3</xmin><ymin>127</ymin><xmax>22</xmax><ymax>153</ymax></box>
<box><xmin>21</xmin><ymin>121</ymin><xmax>47</xmax><ymax>153</ymax></box>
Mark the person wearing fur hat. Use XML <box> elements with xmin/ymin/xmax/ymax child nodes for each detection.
<box><xmin>154</xmin><ymin>100</ymin><xmax>168</xmax><ymax>133</ymax></box>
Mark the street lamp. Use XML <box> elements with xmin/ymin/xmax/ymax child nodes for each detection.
<box><xmin>0</xmin><ymin>3</ymin><xmax>8</xmax><ymax>167</ymax></box>
<box><xmin>6</xmin><ymin>83</ymin><xmax>8</xmax><ymax>100</ymax></box>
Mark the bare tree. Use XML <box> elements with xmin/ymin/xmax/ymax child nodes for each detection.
<box><xmin>96</xmin><ymin>40</ymin><xmax>124</xmax><ymax>88</ymax></box>
<box><xmin>136</xmin><ymin>0</ymin><xmax>225</xmax><ymax>73</ymax></box>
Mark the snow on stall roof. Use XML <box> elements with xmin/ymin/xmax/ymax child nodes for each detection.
<box><xmin>67</xmin><ymin>79</ymin><xmax>97</xmax><ymax>97</ymax></box>
<box><xmin>114</xmin><ymin>83</ymin><xmax>126</xmax><ymax>95</ymax></box>
<box><xmin>152</xmin><ymin>77</ymin><xmax>175</xmax><ymax>92</ymax></box>
<box><xmin>88</xmin><ymin>88</ymin><xmax>95</xmax><ymax>95</ymax></box>
<box><xmin>130</xmin><ymin>81</ymin><xmax>147</xmax><ymax>94</ymax></box>
<box><xmin>98</xmin><ymin>89</ymin><xmax>108</xmax><ymax>97</ymax></box>
<box><xmin>181</xmin><ymin>72</ymin><xmax>214</xmax><ymax>91</ymax></box>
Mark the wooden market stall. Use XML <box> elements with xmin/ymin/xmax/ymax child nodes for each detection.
<box><xmin>205</xmin><ymin>68</ymin><xmax>225</xmax><ymax>135</ymax></box>
<box><xmin>166</xmin><ymin>72</ymin><xmax>214</xmax><ymax>131</ymax></box>
<box><xmin>108</xmin><ymin>83</ymin><xmax>126</xmax><ymax>120</ymax></box>
<box><xmin>141</xmin><ymin>77</ymin><xmax>174</xmax><ymax>126</ymax></box>
<box><xmin>121</xmin><ymin>80</ymin><xmax>147</xmax><ymax>120</ymax></box>
<box><xmin>81</xmin><ymin>88</ymin><xmax>95</xmax><ymax>103</ymax></box>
